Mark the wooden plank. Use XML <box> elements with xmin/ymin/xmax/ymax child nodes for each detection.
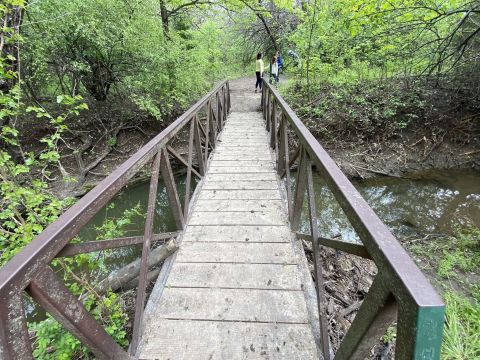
<box><xmin>167</xmin><ymin>263</ymin><xmax>302</xmax><ymax>290</ymax></box>
<box><xmin>153</xmin><ymin>287</ymin><xmax>309</xmax><ymax>323</ymax></box>
<box><xmin>176</xmin><ymin>242</ymin><xmax>296</xmax><ymax>264</ymax></box>
<box><xmin>182</xmin><ymin>225</ymin><xmax>292</xmax><ymax>243</ymax></box>
<box><xmin>189</xmin><ymin>211</ymin><xmax>287</xmax><ymax>226</ymax></box>
<box><xmin>197</xmin><ymin>189</ymin><xmax>281</xmax><ymax>200</ymax></box>
<box><xmin>211</xmin><ymin>155</ymin><xmax>273</xmax><ymax>161</ymax></box>
<box><xmin>205</xmin><ymin>173</ymin><xmax>277</xmax><ymax>181</ymax></box>
<box><xmin>209</xmin><ymin>160</ymin><xmax>274</xmax><ymax>167</ymax></box>
<box><xmin>208</xmin><ymin>167</ymin><xmax>275</xmax><ymax>174</ymax></box>
<box><xmin>139</xmin><ymin>320</ymin><xmax>318</xmax><ymax>360</ymax></box>
<box><xmin>221</xmin><ymin>134</ymin><xmax>267</xmax><ymax>139</ymax></box>
<box><xmin>194</xmin><ymin>199</ymin><xmax>284</xmax><ymax>212</ymax></box>
<box><xmin>203</xmin><ymin>180</ymin><xmax>278</xmax><ymax>190</ymax></box>
<box><xmin>215</xmin><ymin>144</ymin><xmax>271</xmax><ymax>150</ymax></box>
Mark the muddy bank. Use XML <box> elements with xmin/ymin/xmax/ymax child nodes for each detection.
<box><xmin>327</xmin><ymin>137</ymin><xmax>480</xmax><ymax>180</ymax></box>
<box><xmin>283</xmin><ymin>79</ymin><xmax>480</xmax><ymax>180</ymax></box>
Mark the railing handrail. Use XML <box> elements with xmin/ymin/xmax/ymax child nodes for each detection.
<box><xmin>0</xmin><ymin>80</ymin><xmax>227</xmax><ymax>293</ymax></box>
<box><xmin>261</xmin><ymin>79</ymin><xmax>445</xmax><ymax>359</ymax></box>
<box><xmin>263</xmin><ymin>82</ymin><xmax>442</xmax><ymax>307</ymax></box>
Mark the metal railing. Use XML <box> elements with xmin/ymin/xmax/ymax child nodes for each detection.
<box><xmin>0</xmin><ymin>81</ymin><xmax>230</xmax><ymax>359</ymax></box>
<box><xmin>261</xmin><ymin>80</ymin><xmax>445</xmax><ymax>360</ymax></box>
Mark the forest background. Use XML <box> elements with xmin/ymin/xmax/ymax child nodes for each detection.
<box><xmin>1</xmin><ymin>0</ymin><xmax>479</xmax><ymax>358</ymax></box>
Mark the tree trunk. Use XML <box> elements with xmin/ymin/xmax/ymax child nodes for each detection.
<box><xmin>160</xmin><ymin>0</ymin><xmax>169</xmax><ymax>37</ymax></box>
<box><xmin>94</xmin><ymin>239</ymin><xmax>178</xmax><ymax>295</ymax></box>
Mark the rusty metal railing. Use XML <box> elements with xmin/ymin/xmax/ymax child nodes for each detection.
<box><xmin>261</xmin><ymin>80</ymin><xmax>445</xmax><ymax>360</ymax></box>
<box><xmin>0</xmin><ymin>81</ymin><xmax>230</xmax><ymax>359</ymax></box>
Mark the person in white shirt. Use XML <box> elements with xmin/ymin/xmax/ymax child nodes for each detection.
<box><xmin>255</xmin><ymin>53</ymin><xmax>264</xmax><ymax>93</ymax></box>
<box><xmin>270</xmin><ymin>55</ymin><xmax>279</xmax><ymax>85</ymax></box>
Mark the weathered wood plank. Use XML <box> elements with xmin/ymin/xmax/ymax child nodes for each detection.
<box><xmin>176</xmin><ymin>242</ymin><xmax>296</xmax><ymax>264</ymax></box>
<box><xmin>167</xmin><ymin>263</ymin><xmax>302</xmax><ymax>290</ymax></box>
<box><xmin>197</xmin><ymin>189</ymin><xmax>281</xmax><ymax>200</ymax></box>
<box><xmin>194</xmin><ymin>199</ymin><xmax>284</xmax><ymax>212</ymax></box>
<box><xmin>189</xmin><ymin>211</ymin><xmax>287</xmax><ymax>226</ymax></box>
<box><xmin>211</xmin><ymin>155</ymin><xmax>273</xmax><ymax>161</ymax></box>
<box><xmin>215</xmin><ymin>145</ymin><xmax>271</xmax><ymax>150</ymax></box>
<box><xmin>139</xmin><ymin>320</ymin><xmax>318</xmax><ymax>360</ymax></box>
<box><xmin>203</xmin><ymin>180</ymin><xmax>278</xmax><ymax>190</ymax></box>
<box><xmin>204</xmin><ymin>173</ymin><xmax>277</xmax><ymax>181</ymax></box>
<box><xmin>183</xmin><ymin>225</ymin><xmax>292</xmax><ymax>243</ymax></box>
<box><xmin>153</xmin><ymin>288</ymin><xmax>309</xmax><ymax>323</ymax></box>
<box><xmin>208</xmin><ymin>167</ymin><xmax>275</xmax><ymax>174</ymax></box>
<box><xmin>209</xmin><ymin>160</ymin><xmax>274</xmax><ymax>167</ymax></box>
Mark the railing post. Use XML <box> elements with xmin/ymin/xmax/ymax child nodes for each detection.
<box><xmin>277</xmin><ymin>115</ymin><xmax>286</xmax><ymax>175</ymax></box>
<box><xmin>184</xmin><ymin>119</ymin><xmax>195</xmax><ymax>217</ymax></box>
<box><xmin>160</xmin><ymin>148</ymin><xmax>185</xmax><ymax>230</ymax></box>
<box><xmin>270</xmin><ymin>100</ymin><xmax>276</xmax><ymax>149</ymax></box>
<box><xmin>130</xmin><ymin>149</ymin><xmax>162</xmax><ymax>354</ymax></box>
<box><xmin>291</xmin><ymin>147</ymin><xmax>307</xmax><ymax>229</ymax></box>
<box><xmin>226</xmin><ymin>82</ymin><xmax>231</xmax><ymax>113</ymax></box>
<box><xmin>194</xmin><ymin>115</ymin><xmax>206</xmax><ymax>176</ymax></box>
<box><xmin>209</xmin><ymin>101</ymin><xmax>217</xmax><ymax>148</ymax></box>
<box><xmin>222</xmin><ymin>86</ymin><xmax>227</xmax><ymax>124</ymax></box>
<box><xmin>395</xmin><ymin>301</ymin><xmax>445</xmax><ymax>359</ymax></box>
<box><xmin>265</xmin><ymin>89</ymin><xmax>270</xmax><ymax>131</ymax></box>
<box><xmin>216</xmin><ymin>92</ymin><xmax>222</xmax><ymax>132</ymax></box>
<box><xmin>261</xmin><ymin>82</ymin><xmax>265</xmax><ymax>117</ymax></box>
<box><xmin>282</xmin><ymin>118</ymin><xmax>293</xmax><ymax>221</ymax></box>
<box><xmin>0</xmin><ymin>292</ymin><xmax>33</xmax><ymax>360</ymax></box>
<box><xmin>306</xmin><ymin>156</ymin><xmax>331</xmax><ymax>360</ymax></box>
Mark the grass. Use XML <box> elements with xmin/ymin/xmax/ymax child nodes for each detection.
<box><xmin>442</xmin><ymin>292</ymin><xmax>480</xmax><ymax>359</ymax></box>
<box><xmin>406</xmin><ymin>227</ymin><xmax>480</xmax><ymax>359</ymax></box>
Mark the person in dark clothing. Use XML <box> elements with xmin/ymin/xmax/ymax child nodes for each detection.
<box><xmin>276</xmin><ymin>51</ymin><xmax>283</xmax><ymax>82</ymax></box>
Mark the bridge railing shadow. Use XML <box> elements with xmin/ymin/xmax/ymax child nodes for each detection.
<box><xmin>0</xmin><ymin>81</ymin><xmax>231</xmax><ymax>359</ymax></box>
<box><xmin>262</xmin><ymin>80</ymin><xmax>445</xmax><ymax>360</ymax></box>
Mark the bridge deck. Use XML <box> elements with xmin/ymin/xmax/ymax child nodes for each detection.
<box><xmin>137</xmin><ymin>93</ymin><xmax>318</xmax><ymax>359</ymax></box>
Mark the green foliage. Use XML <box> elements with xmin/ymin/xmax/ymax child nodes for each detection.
<box><xmin>30</xmin><ymin>291</ymin><xmax>128</xmax><ymax>360</ymax></box>
<box><xmin>23</xmin><ymin>0</ymin><xmax>242</xmax><ymax>120</ymax></box>
<box><xmin>0</xmin><ymin>95</ymin><xmax>87</xmax><ymax>265</ymax></box>
<box><xmin>284</xmin><ymin>79</ymin><xmax>425</xmax><ymax>142</ymax></box>
<box><xmin>28</xmin><ymin>205</ymin><xmax>142</xmax><ymax>359</ymax></box>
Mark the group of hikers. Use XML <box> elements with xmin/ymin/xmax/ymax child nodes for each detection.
<box><xmin>255</xmin><ymin>51</ymin><xmax>283</xmax><ymax>92</ymax></box>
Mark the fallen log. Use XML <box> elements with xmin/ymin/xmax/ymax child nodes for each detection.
<box><xmin>94</xmin><ymin>239</ymin><xmax>178</xmax><ymax>295</ymax></box>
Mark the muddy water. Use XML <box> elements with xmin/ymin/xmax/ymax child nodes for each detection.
<box><xmin>297</xmin><ymin>170</ymin><xmax>480</xmax><ymax>241</ymax></box>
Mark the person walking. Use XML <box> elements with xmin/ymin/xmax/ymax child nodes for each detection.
<box><xmin>255</xmin><ymin>53</ymin><xmax>264</xmax><ymax>93</ymax></box>
<box><xmin>276</xmin><ymin>51</ymin><xmax>283</xmax><ymax>82</ymax></box>
<box><xmin>270</xmin><ymin>55</ymin><xmax>279</xmax><ymax>85</ymax></box>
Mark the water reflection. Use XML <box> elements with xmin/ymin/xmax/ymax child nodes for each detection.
<box><xmin>296</xmin><ymin>170</ymin><xmax>480</xmax><ymax>242</ymax></box>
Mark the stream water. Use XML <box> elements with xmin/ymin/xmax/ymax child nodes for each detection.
<box><xmin>299</xmin><ymin>169</ymin><xmax>480</xmax><ymax>241</ymax></box>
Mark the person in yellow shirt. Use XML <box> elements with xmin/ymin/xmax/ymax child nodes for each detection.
<box><xmin>255</xmin><ymin>53</ymin><xmax>264</xmax><ymax>93</ymax></box>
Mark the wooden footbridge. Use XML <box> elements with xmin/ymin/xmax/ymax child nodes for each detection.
<box><xmin>0</xmin><ymin>79</ymin><xmax>445</xmax><ymax>359</ymax></box>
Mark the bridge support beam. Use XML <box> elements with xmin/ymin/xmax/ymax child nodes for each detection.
<box><xmin>0</xmin><ymin>292</ymin><xmax>33</xmax><ymax>360</ymax></box>
<box><xmin>333</xmin><ymin>274</ymin><xmax>397</xmax><ymax>360</ymax></box>
<box><xmin>27</xmin><ymin>267</ymin><xmax>129</xmax><ymax>360</ymax></box>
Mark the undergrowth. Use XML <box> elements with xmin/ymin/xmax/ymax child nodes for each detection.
<box><xmin>408</xmin><ymin>227</ymin><xmax>480</xmax><ymax>359</ymax></box>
